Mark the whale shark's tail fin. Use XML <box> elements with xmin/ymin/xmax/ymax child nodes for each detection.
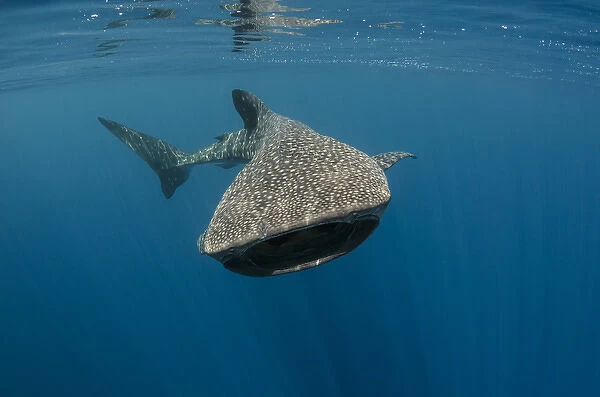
<box><xmin>98</xmin><ymin>117</ymin><xmax>193</xmax><ymax>199</ymax></box>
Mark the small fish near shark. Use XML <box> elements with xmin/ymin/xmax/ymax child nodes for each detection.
<box><xmin>98</xmin><ymin>90</ymin><xmax>416</xmax><ymax>277</ymax></box>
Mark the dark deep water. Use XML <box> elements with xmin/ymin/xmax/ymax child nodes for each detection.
<box><xmin>1</xmin><ymin>1</ymin><xmax>600</xmax><ymax>396</ymax></box>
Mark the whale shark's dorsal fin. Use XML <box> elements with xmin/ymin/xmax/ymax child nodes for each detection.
<box><xmin>214</xmin><ymin>133</ymin><xmax>227</xmax><ymax>142</ymax></box>
<box><xmin>232</xmin><ymin>89</ymin><xmax>272</xmax><ymax>131</ymax></box>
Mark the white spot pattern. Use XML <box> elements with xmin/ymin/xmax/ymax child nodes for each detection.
<box><xmin>200</xmin><ymin>117</ymin><xmax>391</xmax><ymax>254</ymax></box>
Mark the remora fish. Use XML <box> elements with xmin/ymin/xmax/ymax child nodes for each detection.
<box><xmin>98</xmin><ymin>89</ymin><xmax>415</xmax><ymax>276</ymax></box>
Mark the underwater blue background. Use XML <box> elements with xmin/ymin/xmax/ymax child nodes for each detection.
<box><xmin>1</xmin><ymin>1</ymin><xmax>599</xmax><ymax>396</ymax></box>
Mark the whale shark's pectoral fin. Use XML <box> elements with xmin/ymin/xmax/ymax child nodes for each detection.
<box><xmin>372</xmin><ymin>151</ymin><xmax>417</xmax><ymax>171</ymax></box>
<box><xmin>98</xmin><ymin>117</ymin><xmax>193</xmax><ymax>199</ymax></box>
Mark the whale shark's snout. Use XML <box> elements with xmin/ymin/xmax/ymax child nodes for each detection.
<box><xmin>98</xmin><ymin>89</ymin><xmax>416</xmax><ymax>276</ymax></box>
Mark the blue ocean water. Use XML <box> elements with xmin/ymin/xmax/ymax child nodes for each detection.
<box><xmin>1</xmin><ymin>0</ymin><xmax>599</xmax><ymax>396</ymax></box>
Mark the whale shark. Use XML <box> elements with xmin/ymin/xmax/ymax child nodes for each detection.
<box><xmin>98</xmin><ymin>89</ymin><xmax>415</xmax><ymax>276</ymax></box>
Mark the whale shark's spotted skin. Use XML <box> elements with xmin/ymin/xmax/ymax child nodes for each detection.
<box><xmin>201</xmin><ymin>115</ymin><xmax>390</xmax><ymax>255</ymax></box>
<box><xmin>98</xmin><ymin>90</ymin><xmax>416</xmax><ymax>276</ymax></box>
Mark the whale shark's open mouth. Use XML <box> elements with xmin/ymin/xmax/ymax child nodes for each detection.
<box><xmin>220</xmin><ymin>214</ymin><xmax>381</xmax><ymax>277</ymax></box>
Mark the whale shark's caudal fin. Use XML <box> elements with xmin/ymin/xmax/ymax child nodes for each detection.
<box><xmin>98</xmin><ymin>117</ymin><xmax>193</xmax><ymax>199</ymax></box>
